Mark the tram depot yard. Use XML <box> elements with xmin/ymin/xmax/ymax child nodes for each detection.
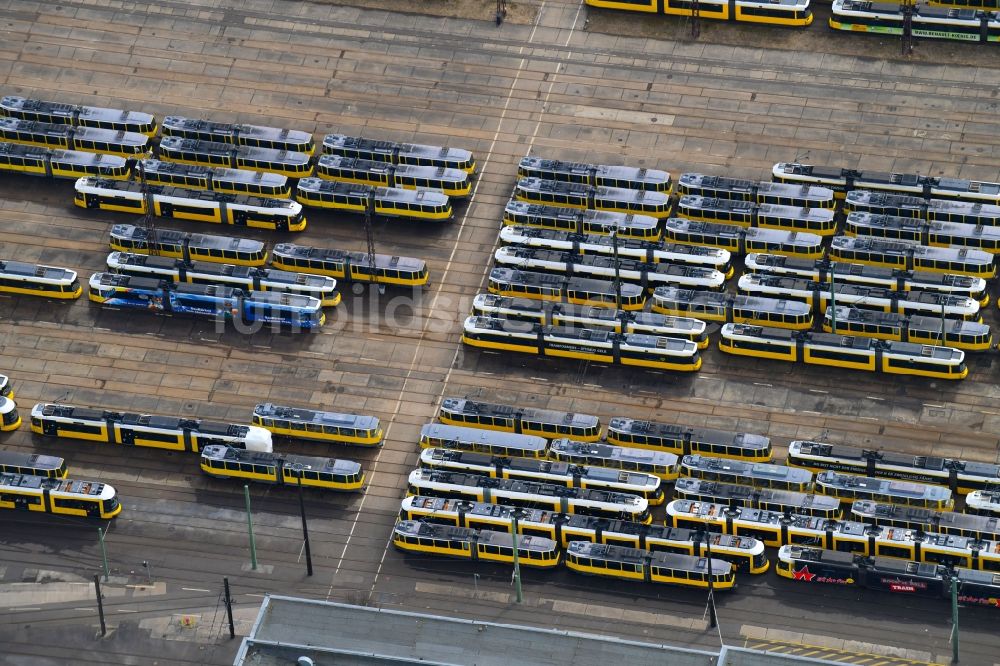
<box><xmin>2</xmin><ymin>0</ymin><xmax>1000</xmax><ymax>665</ymax></box>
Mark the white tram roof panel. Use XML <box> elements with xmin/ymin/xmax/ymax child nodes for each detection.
<box><xmin>318</xmin><ymin>154</ymin><xmax>467</xmax><ymax>180</ymax></box>
<box><xmin>141</xmin><ymin>159</ymin><xmax>288</xmax><ymax>187</ymax></box>
<box><xmin>504</xmin><ymin>201</ymin><xmax>661</xmax><ymax>228</ymax></box>
<box><xmin>162</xmin><ymin>116</ymin><xmax>312</xmax><ymax>143</ymax></box>
<box><xmin>159</xmin><ymin>137</ymin><xmax>310</xmax><ymax>164</ymax></box>
<box><xmin>0</xmin><ymin>95</ymin><xmax>154</xmax><ymax>125</ymax></box>
<box><xmin>420</xmin><ymin>423</ymin><xmax>548</xmax><ymax>449</ymax></box>
<box><xmin>831</xmin><ymin>235</ymin><xmax>994</xmax><ymax>261</ymax></box>
<box><xmin>0</xmin><ymin>472</ymin><xmax>113</xmax><ymax>498</ymax></box>
<box><xmin>297</xmin><ymin>177</ymin><xmax>449</xmax><ymax>206</ymax></box>
<box><xmin>254</xmin><ymin>403</ymin><xmax>380</xmax><ymax>429</ymax></box>
<box><xmin>0</xmin><ymin>260</ymin><xmax>76</xmax><ymax>281</ymax></box>
<box><xmin>549</xmin><ymin>439</ymin><xmax>679</xmax><ymax>465</ymax></box>
<box><xmin>0</xmin><ymin>142</ymin><xmax>124</xmax><ymax>168</ymax></box>
<box><xmin>519</xmin><ymin>157</ymin><xmax>670</xmax><ymax>184</ymax></box>
<box><xmin>272</xmin><ymin>243</ymin><xmax>425</xmax><ymax>271</ymax></box>
<box><xmin>611</xmin><ymin>418</ymin><xmax>770</xmax><ymax>447</ymax></box>
<box><xmin>440</xmin><ymin>398</ymin><xmax>598</xmax><ymax>427</ymax></box>
<box><xmin>517</xmin><ymin>177</ymin><xmax>670</xmax><ymax>203</ymax></box>
<box><xmin>0</xmin><ymin>117</ymin><xmax>73</xmax><ymax>137</ymax></box>
<box><xmin>395</xmin><ymin>520</ymin><xmax>555</xmax><ymax>550</ymax></box>
<box><xmin>110</xmin><ymin>225</ymin><xmax>266</xmax><ymax>253</ymax></box>
<box><xmin>851</xmin><ymin>501</ymin><xmax>1000</xmax><ymax>531</ymax></box>
<box><xmin>567</xmin><ymin>540</ymin><xmax>733</xmax><ymax>573</ymax></box>
<box><xmin>464</xmin><ymin>314</ymin><xmax>539</xmax><ymax>335</ymax></box>
<box><xmin>80</xmin><ymin>177</ymin><xmax>297</xmax><ymax>209</ymax></box>
<box><xmin>817</xmin><ymin>472</ymin><xmax>953</xmax><ymax>499</ymax></box>
<box><xmin>245</xmin><ymin>291</ymin><xmax>320</xmax><ymax>307</ymax></box>
<box><xmin>322</xmin><ymin>134</ymin><xmax>474</xmax><ymax>161</ymax></box>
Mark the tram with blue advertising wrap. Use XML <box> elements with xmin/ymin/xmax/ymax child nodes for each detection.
<box><xmin>88</xmin><ymin>273</ymin><xmax>324</xmax><ymax>329</ymax></box>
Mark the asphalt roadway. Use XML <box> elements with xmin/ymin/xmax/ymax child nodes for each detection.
<box><xmin>0</xmin><ymin>0</ymin><xmax>999</xmax><ymax>664</ymax></box>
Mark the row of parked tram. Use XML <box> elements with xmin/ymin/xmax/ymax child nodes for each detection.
<box><xmin>0</xmin><ymin>93</ymin><xmax>480</xmax><ymax>227</ymax></box>
<box><xmin>0</xmin><ymin>376</ymin><xmax>392</xmax><ymax>524</ymax></box>
<box><xmin>390</xmin><ymin>397</ymin><xmax>1000</xmax><ymax>604</ymax></box>
<box><xmin>465</xmin><ymin>152</ymin><xmax>1000</xmax><ymax>381</ymax></box>
<box><xmin>584</xmin><ymin>0</ymin><xmax>1000</xmax><ymax>45</ymax></box>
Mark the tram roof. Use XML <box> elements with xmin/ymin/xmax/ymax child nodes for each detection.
<box><xmin>780</xmin><ymin>545</ymin><xmax>856</xmax><ymax>566</ymax></box>
<box><xmin>504</xmin><ymin>204</ymin><xmax>661</xmax><ymax>228</ymax></box>
<box><xmin>0</xmin><ymin>117</ymin><xmax>79</xmax><ymax>138</ymax></box>
<box><xmin>322</xmin><ymin>134</ymin><xmax>473</xmax><ymax>160</ymax></box>
<box><xmin>200</xmin><ymin>444</ymin><xmax>360</xmax><ymax>474</ymax></box>
<box><xmin>254</xmin><ymin>403</ymin><xmax>380</xmax><ymax>429</ymax></box>
<box><xmin>140</xmin><ymin>159</ymin><xmax>288</xmax><ymax>186</ymax></box>
<box><xmin>79</xmin><ymin>177</ymin><xmax>298</xmax><ymax>209</ymax></box>
<box><xmin>409</xmin><ymin>469</ymin><xmax>644</xmax><ymax>505</ymax></box>
<box><xmin>162</xmin><ymin>116</ymin><xmax>311</xmax><ymax>142</ymax></box>
<box><xmin>159</xmin><ymin>136</ymin><xmax>309</xmax><ymax>162</ymax></box>
<box><xmin>851</xmin><ymin>501</ymin><xmax>1000</xmax><ymax>534</ymax></box>
<box><xmin>682</xmin><ymin>455</ymin><xmax>812</xmax><ymax>482</ymax></box>
<box><xmin>0</xmin><ymin>451</ymin><xmax>64</xmax><ymax>468</ymax></box>
<box><xmin>608</xmin><ymin>417</ymin><xmax>770</xmax><ymax>447</ymax></box>
<box><xmin>440</xmin><ymin>398</ymin><xmax>598</xmax><ymax>427</ymax></box>
<box><xmin>549</xmin><ymin>439</ymin><xmax>679</xmax><ymax>465</ymax></box>
<box><xmin>818</xmin><ymin>472</ymin><xmax>952</xmax><ymax>499</ymax></box>
<box><xmin>654</xmin><ymin>286</ymin><xmax>813</xmax><ymax>314</ymax></box>
<box><xmin>1</xmin><ymin>95</ymin><xmax>153</xmax><ymax>123</ymax></box>
<box><xmin>420</xmin><ymin>422</ymin><xmax>548</xmax><ymax>448</ymax></box>
<box><xmin>0</xmin><ymin>260</ymin><xmax>75</xmax><ymax>281</ymax></box>
<box><xmin>517</xmin><ymin>177</ymin><xmax>670</xmax><ymax>203</ymax></box>
<box><xmin>272</xmin><ymin>243</ymin><xmax>425</xmax><ymax>271</ymax></box>
<box><xmin>0</xmin><ymin>472</ymin><xmax>111</xmax><ymax>497</ymax></box>
<box><xmin>298</xmin><ymin>177</ymin><xmax>449</xmax><ymax>205</ymax></box>
<box><xmin>664</xmin><ymin>218</ymin><xmax>824</xmax><ymax>245</ymax></box>
<box><xmin>567</xmin><ymin>541</ymin><xmax>733</xmax><ymax>573</ymax></box>
<box><xmin>110</xmin><ymin>224</ymin><xmax>266</xmax><ymax>252</ymax></box>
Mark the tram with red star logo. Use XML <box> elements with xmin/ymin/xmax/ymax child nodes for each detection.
<box><xmin>777</xmin><ymin>545</ymin><xmax>1000</xmax><ymax>607</ymax></box>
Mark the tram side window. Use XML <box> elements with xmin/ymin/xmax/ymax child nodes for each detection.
<box><xmin>878</xmin><ymin>545</ymin><xmax>913</xmax><ymax>559</ymax></box>
<box><xmin>980</xmin><ymin>558</ymin><xmax>1000</xmax><ymax>572</ymax></box>
<box><xmin>809</xmin><ymin>349</ymin><xmax>871</xmax><ymax>364</ymax></box>
<box><xmin>0</xmin><ymin>492</ymin><xmax>42</xmax><ymax>505</ymax></box>
<box><xmin>59</xmin><ymin>422</ymin><xmax>105</xmax><ymax>435</ymax></box>
<box><xmin>54</xmin><ymin>498</ymin><xmax>93</xmax><ymax>510</ymax></box>
<box><xmin>136</xmin><ymin>430</ymin><xmax>184</xmax><ymax>443</ymax></box>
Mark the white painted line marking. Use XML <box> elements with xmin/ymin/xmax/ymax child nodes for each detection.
<box><xmin>866</xmin><ymin>396</ymin><xmax>885</xmax><ymax>401</ymax></box>
<box><xmin>11</xmin><ymin>607</ymin><xmax>40</xmax><ymax>611</ymax></box>
<box><xmin>73</xmin><ymin>607</ymin><xmax>93</xmax><ymax>612</ymax></box>
<box><xmin>354</xmin><ymin>0</ymin><xmax>586</xmax><ymax>607</ymax></box>
<box><xmin>117</xmin><ymin>609</ymin><xmax>138</xmax><ymax>613</ymax></box>
<box><xmin>182</xmin><ymin>587</ymin><xmax>211</xmax><ymax>593</ymax></box>
<box><xmin>809</xmin><ymin>389</ymin><xmax>828</xmax><ymax>394</ymax></box>
<box><xmin>529</xmin><ymin>377</ymin><xmax>548</xmax><ymax>382</ymax></box>
<box><xmin>923</xmin><ymin>404</ymin><xmax>945</xmax><ymax>408</ymax></box>
<box><xmin>245</xmin><ymin>593</ymin><xmax>266</xmax><ymax>598</ymax></box>
<box><xmin>754</xmin><ymin>383</ymin><xmax>772</xmax><ymax>387</ymax></box>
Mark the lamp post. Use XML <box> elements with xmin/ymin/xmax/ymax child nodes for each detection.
<box><xmin>828</xmin><ymin>260</ymin><xmax>837</xmax><ymax>332</ymax></box>
<box><xmin>611</xmin><ymin>225</ymin><xmax>622</xmax><ymax>312</ymax></box>
<box><xmin>704</xmin><ymin>531</ymin><xmax>718</xmax><ymax>629</ymax></box>
<box><xmin>951</xmin><ymin>574</ymin><xmax>960</xmax><ymax>664</ymax></box>
<box><xmin>295</xmin><ymin>465</ymin><xmax>313</xmax><ymax>577</ymax></box>
<box><xmin>511</xmin><ymin>508</ymin><xmax>526</xmax><ymax>603</ymax></box>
